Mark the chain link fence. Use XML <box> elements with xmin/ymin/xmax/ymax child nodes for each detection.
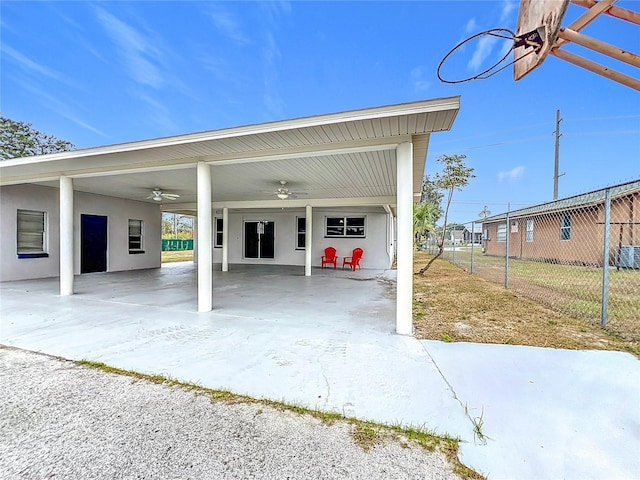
<box><xmin>435</xmin><ymin>180</ymin><xmax>639</xmax><ymax>341</ymax></box>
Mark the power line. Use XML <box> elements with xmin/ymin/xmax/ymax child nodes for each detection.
<box><xmin>564</xmin><ymin>114</ymin><xmax>640</xmax><ymax>122</ymax></box>
<box><xmin>430</xmin><ymin>121</ymin><xmax>553</xmax><ymax>146</ymax></box>
<box><xmin>563</xmin><ymin>130</ymin><xmax>640</xmax><ymax>137</ymax></box>
<box><xmin>429</xmin><ymin>129</ymin><xmax>638</xmax><ymax>156</ymax></box>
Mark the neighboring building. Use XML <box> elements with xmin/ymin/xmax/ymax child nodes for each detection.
<box><xmin>481</xmin><ymin>180</ymin><xmax>640</xmax><ymax>267</ymax></box>
<box><xmin>0</xmin><ymin>97</ymin><xmax>461</xmax><ymax>334</ymax></box>
<box><xmin>448</xmin><ymin>225</ymin><xmax>482</xmax><ymax>245</ymax></box>
<box><xmin>449</xmin><ymin>228</ymin><xmax>465</xmax><ymax>245</ymax></box>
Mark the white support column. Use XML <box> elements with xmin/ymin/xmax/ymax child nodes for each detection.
<box><xmin>193</xmin><ymin>217</ymin><xmax>198</xmax><ymax>264</ymax></box>
<box><xmin>222</xmin><ymin>207</ymin><xmax>229</xmax><ymax>272</ymax></box>
<box><xmin>384</xmin><ymin>204</ymin><xmax>395</xmax><ymax>269</ymax></box>
<box><xmin>396</xmin><ymin>142</ymin><xmax>413</xmax><ymax>335</ymax></box>
<box><xmin>305</xmin><ymin>205</ymin><xmax>313</xmax><ymax>276</ymax></box>
<box><xmin>60</xmin><ymin>176</ymin><xmax>74</xmax><ymax>296</ymax></box>
<box><xmin>197</xmin><ymin>162</ymin><xmax>212</xmax><ymax>312</ymax></box>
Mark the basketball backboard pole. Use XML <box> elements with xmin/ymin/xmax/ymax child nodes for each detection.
<box><xmin>515</xmin><ymin>0</ymin><xmax>640</xmax><ymax>91</ymax></box>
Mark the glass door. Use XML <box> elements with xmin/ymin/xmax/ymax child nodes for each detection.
<box><xmin>244</xmin><ymin>221</ymin><xmax>275</xmax><ymax>259</ymax></box>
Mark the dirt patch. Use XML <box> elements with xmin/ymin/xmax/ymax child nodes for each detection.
<box><xmin>412</xmin><ymin>252</ymin><xmax>639</xmax><ymax>358</ymax></box>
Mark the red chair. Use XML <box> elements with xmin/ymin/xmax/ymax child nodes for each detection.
<box><xmin>321</xmin><ymin>247</ymin><xmax>338</xmax><ymax>269</ymax></box>
<box><xmin>342</xmin><ymin>248</ymin><xmax>363</xmax><ymax>271</ymax></box>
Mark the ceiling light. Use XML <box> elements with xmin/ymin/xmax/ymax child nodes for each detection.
<box><xmin>277</xmin><ymin>193</ymin><xmax>289</xmax><ymax>200</ymax></box>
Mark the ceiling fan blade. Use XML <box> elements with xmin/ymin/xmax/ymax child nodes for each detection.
<box><xmin>162</xmin><ymin>194</ymin><xmax>180</xmax><ymax>200</ymax></box>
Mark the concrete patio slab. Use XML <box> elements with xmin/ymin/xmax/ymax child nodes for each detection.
<box><xmin>2</xmin><ymin>262</ymin><xmax>639</xmax><ymax>479</ymax></box>
<box><xmin>423</xmin><ymin>341</ymin><xmax>640</xmax><ymax>480</ymax></box>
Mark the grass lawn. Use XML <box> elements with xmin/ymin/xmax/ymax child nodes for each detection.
<box><xmin>413</xmin><ymin>252</ymin><xmax>639</xmax><ymax>358</ymax></box>
<box><xmin>440</xmin><ymin>247</ymin><xmax>639</xmax><ymax>331</ymax></box>
<box><xmin>161</xmin><ymin>250</ymin><xmax>193</xmax><ymax>263</ymax></box>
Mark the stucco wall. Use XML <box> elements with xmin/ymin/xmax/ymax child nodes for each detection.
<box><xmin>1</xmin><ymin>184</ymin><xmax>61</xmax><ymax>281</ymax></box>
<box><xmin>210</xmin><ymin>208</ymin><xmax>391</xmax><ymax>269</ymax></box>
<box><xmin>74</xmin><ymin>191</ymin><xmax>162</xmax><ymax>273</ymax></box>
<box><xmin>0</xmin><ymin>184</ymin><xmax>162</xmax><ymax>282</ymax></box>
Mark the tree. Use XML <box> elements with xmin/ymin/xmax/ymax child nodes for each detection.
<box><xmin>0</xmin><ymin>117</ymin><xmax>74</xmax><ymax>159</ymax></box>
<box><xmin>420</xmin><ymin>174</ymin><xmax>444</xmax><ymax>216</ymax></box>
<box><xmin>413</xmin><ymin>201</ymin><xmax>438</xmax><ymax>250</ymax></box>
<box><xmin>162</xmin><ymin>213</ymin><xmax>194</xmax><ymax>239</ymax></box>
<box><xmin>417</xmin><ymin>154</ymin><xmax>475</xmax><ymax>275</ymax></box>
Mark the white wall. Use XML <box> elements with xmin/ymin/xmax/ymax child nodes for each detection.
<box><xmin>74</xmin><ymin>191</ymin><xmax>162</xmax><ymax>274</ymax></box>
<box><xmin>1</xmin><ymin>184</ymin><xmax>61</xmax><ymax>281</ymax></box>
<box><xmin>0</xmin><ymin>184</ymin><xmax>161</xmax><ymax>282</ymax></box>
<box><xmin>211</xmin><ymin>207</ymin><xmax>390</xmax><ymax>269</ymax></box>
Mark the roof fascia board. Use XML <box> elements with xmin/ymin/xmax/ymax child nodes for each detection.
<box><xmin>0</xmin><ymin>160</ymin><xmax>198</xmax><ymax>186</ymax></box>
<box><xmin>0</xmin><ymin>97</ymin><xmax>460</xmax><ymax>167</ymax></box>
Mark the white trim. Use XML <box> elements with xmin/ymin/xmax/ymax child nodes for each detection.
<box><xmin>164</xmin><ymin>196</ymin><xmax>397</xmax><ymax>213</ymax></box>
<box><xmin>0</xmin><ymin>97</ymin><xmax>459</xmax><ymax>167</ymax></box>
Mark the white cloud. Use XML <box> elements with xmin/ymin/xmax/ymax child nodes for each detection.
<box><xmin>2</xmin><ymin>44</ymin><xmax>74</xmax><ymax>86</ymax></box>
<box><xmin>500</xmin><ymin>1</ymin><xmax>518</xmax><ymax>24</ymax></box>
<box><xmin>468</xmin><ymin>35</ymin><xmax>498</xmax><ymax>71</ymax></box>
<box><xmin>498</xmin><ymin>166</ymin><xmax>525</xmax><ymax>182</ymax></box>
<box><xmin>94</xmin><ymin>7</ymin><xmax>164</xmax><ymax>88</ymax></box>
<box><xmin>410</xmin><ymin>66</ymin><xmax>430</xmax><ymax>92</ymax></box>
<box><xmin>262</xmin><ymin>32</ymin><xmax>284</xmax><ymax>117</ymax></box>
<box><xmin>207</xmin><ymin>5</ymin><xmax>250</xmax><ymax>45</ymax></box>
<box><xmin>261</xmin><ymin>1</ymin><xmax>292</xmax><ymax>27</ymax></box>
<box><xmin>19</xmin><ymin>81</ymin><xmax>107</xmax><ymax>137</ymax></box>
<box><xmin>138</xmin><ymin>93</ymin><xmax>179</xmax><ymax>132</ymax></box>
<box><xmin>465</xmin><ymin>18</ymin><xmax>479</xmax><ymax>34</ymax></box>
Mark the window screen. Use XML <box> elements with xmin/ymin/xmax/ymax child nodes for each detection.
<box><xmin>17</xmin><ymin>209</ymin><xmax>46</xmax><ymax>254</ymax></box>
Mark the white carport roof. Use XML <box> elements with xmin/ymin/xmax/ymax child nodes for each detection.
<box><xmin>0</xmin><ymin>97</ymin><xmax>460</xmax><ymax>213</ymax></box>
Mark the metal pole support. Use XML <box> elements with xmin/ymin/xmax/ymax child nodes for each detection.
<box><xmin>601</xmin><ymin>188</ymin><xmax>611</xmax><ymax>327</ymax></box>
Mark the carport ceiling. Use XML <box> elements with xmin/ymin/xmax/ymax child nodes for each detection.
<box><xmin>55</xmin><ymin>149</ymin><xmax>397</xmax><ymax>205</ymax></box>
<box><xmin>1</xmin><ymin>97</ymin><xmax>460</xmax><ymax>207</ymax></box>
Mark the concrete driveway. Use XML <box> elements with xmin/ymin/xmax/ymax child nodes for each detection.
<box><xmin>1</xmin><ymin>262</ymin><xmax>638</xmax><ymax>479</ymax></box>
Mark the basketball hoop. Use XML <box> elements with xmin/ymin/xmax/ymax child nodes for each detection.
<box><xmin>436</xmin><ymin>28</ymin><xmax>545</xmax><ymax>84</ymax></box>
<box><xmin>437</xmin><ymin>0</ymin><xmax>640</xmax><ymax>90</ymax></box>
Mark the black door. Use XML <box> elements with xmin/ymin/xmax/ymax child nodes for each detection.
<box><xmin>244</xmin><ymin>221</ymin><xmax>275</xmax><ymax>259</ymax></box>
<box><xmin>81</xmin><ymin>214</ymin><xmax>107</xmax><ymax>273</ymax></box>
<box><xmin>244</xmin><ymin>221</ymin><xmax>259</xmax><ymax>259</ymax></box>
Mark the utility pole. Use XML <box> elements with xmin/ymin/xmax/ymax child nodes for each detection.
<box><xmin>553</xmin><ymin>109</ymin><xmax>564</xmax><ymax>200</ymax></box>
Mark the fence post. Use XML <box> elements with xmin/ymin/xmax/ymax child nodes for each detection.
<box><xmin>471</xmin><ymin>221</ymin><xmax>475</xmax><ymax>274</ymax></box>
<box><xmin>505</xmin><ymin>203</ymin><xmax>510</xmax><ymax>289</ymax></box>
<box><xmin>601</xmin><ymin>188</ymin><xmax>612</xmax><ymax>327</ymax></box>
<box><xmin>452</xmin><ymin>234</ymin><xmax>455</xmax><ymax>264</ymax></box>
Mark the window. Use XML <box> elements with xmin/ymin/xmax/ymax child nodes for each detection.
<box><xmin>496</xmin><ymin>223</ymin><xmax>507</xmax><ymax>242</ymax></box>
<box><xmin>560</xmin><ymin>214</ymin><xmax>571</xmax><ymax>240</ymax></box>
<box><xmin>526</xmin><ymin>219</ymin><xmax>534</xmax><ymax>242</ymax></box>
<box><xmin>296</xmin><ymin>217</ymin><xmax>306</xmax><ymax>249</ymax></box>
<box><xmin>17</xmin><ymin>209</ymin><xmax>48</xmax><ymax>258</ymax></box>
<box><xmin>128</xmin><ymin>219</ymin><xmax>144</xmax><ymax>253</ymax></box>
<box><xmin>483</xmin><ymin>228</ymin><xmax>489</xmax><ymax>240</ymax></box>
<box><xmin>214</xmin><ymin>218</ymin><xmax>223</xmax><ymax>248</ymax></box>
<box><xmin>325</xmin><ymin>216</ymin><xmax>366</xmax><ymax>238</ymax></box>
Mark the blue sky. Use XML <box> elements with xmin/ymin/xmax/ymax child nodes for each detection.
<box><xmin>2</xmin><ymin>1</ymin><xmax>639</xmax><ymax>223</ymax></box>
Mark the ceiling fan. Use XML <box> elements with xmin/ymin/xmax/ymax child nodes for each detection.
<box><xmin>146</xmin><ymin>188</ymin><xmax>180</xmax><ymax>202</ymax></box>
<box><xmin>273</xmin><ymin>180</ymin><xmax>308</xmax><ymax>200</ymax></box>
